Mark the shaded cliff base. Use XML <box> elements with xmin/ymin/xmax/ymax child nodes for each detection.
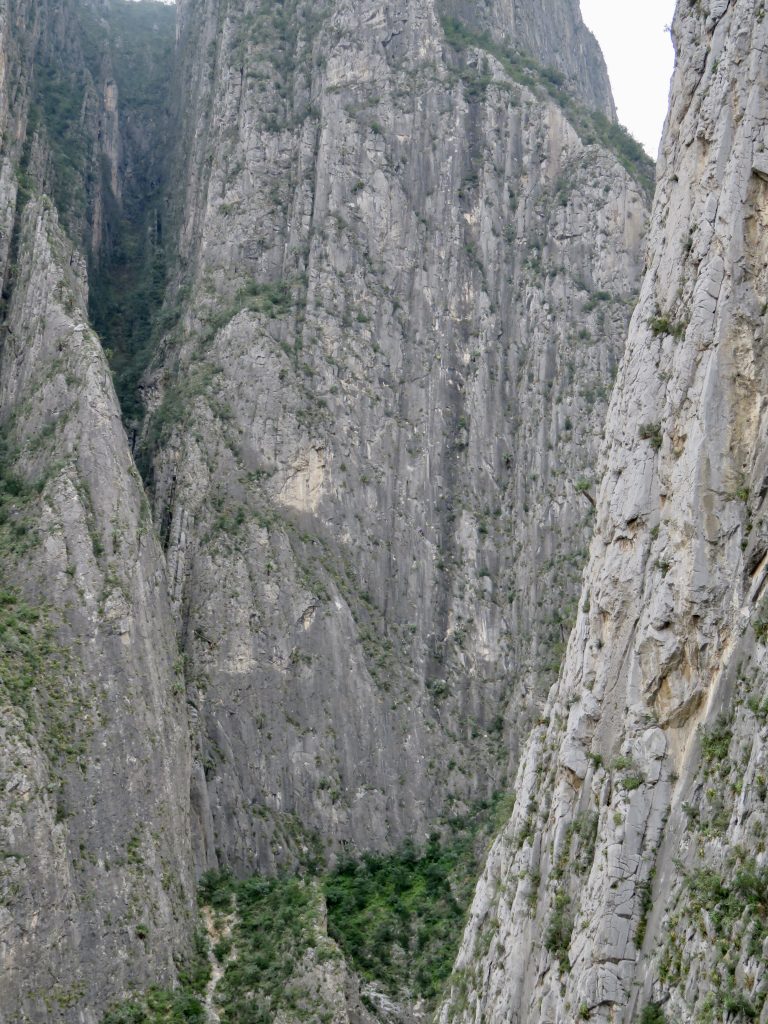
<box><xmin>100</xmin><ymin>795</ymin><xmax>513</xmax><ymax>1024</ymax></box>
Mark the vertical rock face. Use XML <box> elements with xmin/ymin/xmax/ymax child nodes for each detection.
<box><xmin>148</xmin><ymin>0</ymin><xmax>648</xmax><ymax>873</ymax></box>
<box><xmin>5</xmin><ymin>0</ymin><xmax>768</xmax><ymax>1017</ymax></box>
<box><xmin>0</xmin><ymin>199</ymin><xmax>195</xmax><ymax>1023</ymax></box>
<box><xmin>0</xmin><ymin>6</ymin><xmax>194</xmax><ymax>1023</ymax></box>
<box><xmin>439</xmin><ymin>2</ymin><xmax>768</xmax><ymax>1022</ymax></box>
<box><xmin>84</xmin><ymin>0</ymin><xmax>176</xmax><ymax>422</ymax></box>
<box><xmin>440</xmin><ymin>0</ymin><xmax>616</xmax><ymax>117</ymax></box>
<box><xmin>0</xmin><ymin>0</ymin><xmax>654</xmax><ymax>1019</ymax></box>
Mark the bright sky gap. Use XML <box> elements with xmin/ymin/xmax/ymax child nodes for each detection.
<box><xmin>579</xmin><ymin>0</ymin><xmax>677</xmax><ymax>158</ymax></box>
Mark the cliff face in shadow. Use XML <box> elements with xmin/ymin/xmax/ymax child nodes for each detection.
<box><xmin>0</xmin><ymin>4</ymin><xmax>192</xmax><ymax>1021</ymax></box>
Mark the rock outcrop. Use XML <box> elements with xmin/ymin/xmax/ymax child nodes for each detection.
<box><xmin>439</xmin><ymin>2</ymin><xmax>768</xmax><ymax>1022</ymax></box>
<box><xmin>0</xmin><ymin>200</ymin><xmax>194</xmax><ymax>1021</ymax></box>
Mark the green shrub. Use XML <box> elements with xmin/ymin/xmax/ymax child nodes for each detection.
<box><xmin>324</xmin><ymin>799</ymin><xmax>508</xmax><ymax>1004</ymax></box>
<box><xmin>639</xmin><ymin>422</ymin><xmax>663</xmax><ymax>450</ymax></box>
<box><xmin>650</xmin><ymin>316</ymin><xmax>685</xmax><ymax>337</ymax></box>
<box><xmin>197</xmin><ymin>871</ymin><xmax>326</xmax><ymax>1023</ymax></box>
<box><xmin>199</xmin><ymin>869</ymin><xmax>235</xmax><ymax>912</ymax></box>
<box><xmin>700</xmin><ymin>716</ymin><xmax>732</xmax><ymax>766</ymax></box>
<box><xmin>101</xmin><ymin>930</ymin><xmax>210</xmax><ymax>1024</ymax></box>
<box><xmin>0</xmin><ymin>590</ymin><xmax>67</xmax><ymax>728</ymax></box>
<box><xmin>103</xmin><ymin>987</ymin><xmax>206</xmax><ymax>1024</ymax></box>
<box><xmin>103</xmin><ymin>798</ymin><xmax>514</xmax><ymax>1020</ymax></box>
<box><xmin>638</xmin><ymin>1004</ymin><xmax>666</xmax><ymax>1024</ymax></box>
<box><xmin>439</xmin><ymin>16</ymin><xmax>654</xmax><ymax>195</ymax></box>
<box><xmin>239</xmin><ymin>281</ymin><xmax>294</xmax><ymax>317</ymax></box>
<box><xmin>620</xmin><ymin>773</ymin><xmax>645</xmax><ymax>791</ymax></box>
<box><xmin>544</xmin><ymin>890</ymin><xmax>573</xmax><ymax>970</ymax></box>
<box><xmin>325</xmin><ymin>835</ymin><xmax>469</xmax><ymax>1001</ymax></box>
<box><xmin>634</xmin><ymin>874</ymin><xmax>654</xmax><ymax>947</ymax></box>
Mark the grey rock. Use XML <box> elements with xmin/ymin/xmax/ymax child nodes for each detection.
<box><xmin>439</xmin><ymin>2</ymin><xmax>768</xmax><ymax>1022</ymax></box>
<box><xmin>0</xmin><ymin>200</ymin><xmax>195</xmax><ymax>1021</ymax></box>
<box><xmin>0</xmin><ymin>0</ymin><xmax>653</xmax><ymax>1018</ymax></box>
<box><xmin>151</xmin><ymin>0</ymin><xmax>648</xmax><ymax>875</ymax></box>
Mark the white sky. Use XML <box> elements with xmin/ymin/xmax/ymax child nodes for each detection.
<box><xmin>580</xmin><ymin>0</ymin><xmax>676</xmax><ymax>157</ymax></box>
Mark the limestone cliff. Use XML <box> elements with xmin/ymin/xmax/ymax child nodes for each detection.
<box><xmin>148</xmin><ymin>0</ymin><xmax>648</xmax><ymax>875</ymax></box>
<box><xmin>0</xmin><ymin>200</ymin><xmax>194</xmax><ymax>1021</ymax></box>
<box><xmin>0</xmin><ymin>0</ymin><xmax>654</xmax><ymax>1019</ymax></box>
<box><xmin>439</xmin><ymin>2</ymin><xmax>768</xmax><ymax>1021</ymax></box>
<box><xmin>0</xmin><ymin>5</ymin><xmax>193</xmax><ymax>1022</ymax></box>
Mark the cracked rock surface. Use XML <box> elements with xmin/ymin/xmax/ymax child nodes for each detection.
<box><xmin>0</xmin><ymin>0</ymin><xmax>653</xmax><ymax>1019</ymax></box>
<box><xmin>152</xmin><ymin>0</ymin><xmax>647</xmax><ymax>875</ymax></box>
<box><xmin>439</xmin><ymin>2</ymin><xmax>768</xmax><ymax>1021</ymax></box>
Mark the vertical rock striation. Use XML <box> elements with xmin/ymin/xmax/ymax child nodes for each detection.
<box><xmin>439</xmin><ymin>1</ymin><xmax>768</xmax><ymax>1021</ymax></box>
<box><xmin>146</xmin><ymin>0</ymin><xmax>648</xmax><ymax>874</ymax></box>
<box><xmin>0</xmin><ymin>5</ymin><xmax>193</xmax><ymax>1022</ymax></box>
<box><xmin>0</xmin><ymin>197</ymin><xmax>194</xmax><ymax>1023</ymax></box>
<box><xmin>0</xmin><ymin>0</ymin><xmax>654</xmax><ymax>1018</ymax></box>
<box><xmin>439</xmin><ymin>0</ymin><xmax>616</xmax><ymax>117</ymax></box>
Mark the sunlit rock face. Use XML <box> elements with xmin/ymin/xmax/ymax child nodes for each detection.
<box><xmin>439</xmin><ymin>2</ymin><xmax>768</xmax><ymax>1022</ymax></box>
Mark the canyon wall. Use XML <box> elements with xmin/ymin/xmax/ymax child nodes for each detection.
<box><xmin>149</xmin><ymin>0</ymin><xmax>648</xmax><ymax>874</ymax></box>
<box><xmin>0</xmin><ymin>5</ymin><xmax>192</xmax><ymax>1021</ymax></box>
<box><xmin>0</xmin><ymin>0</ymin><xmax>656</xmax><ymax>1019</ymax></box>
<box><xmin>440</xmin><ymin>2</ymin><xmax>768</xmax><ymax>1021</ymax></box>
